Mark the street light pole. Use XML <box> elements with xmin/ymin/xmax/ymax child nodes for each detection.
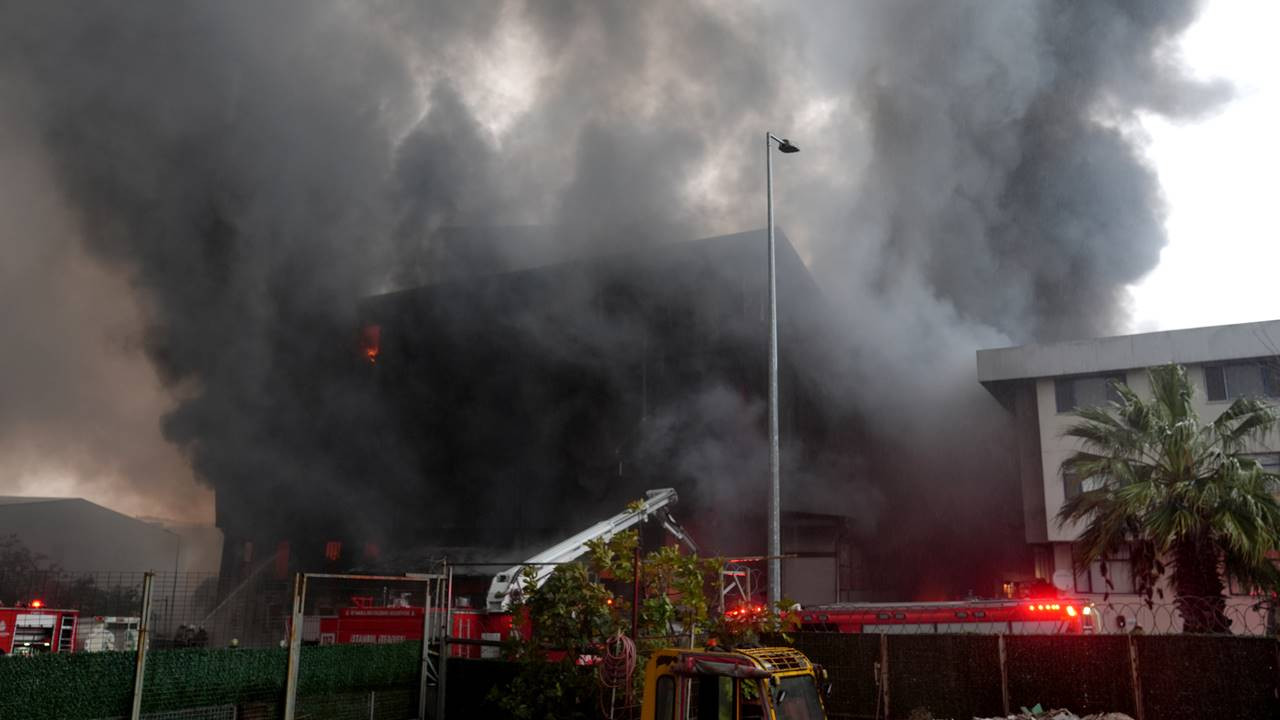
<box><xmin>764</xmin><ymin>132</ymin><xmax>798</xmax><ymax>609</ymax></box>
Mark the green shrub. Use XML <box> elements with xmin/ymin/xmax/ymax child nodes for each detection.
<box><xmin>0</xmin><ymin>642</ymin><xmax>423</xmax><ymax>719</ymax></box>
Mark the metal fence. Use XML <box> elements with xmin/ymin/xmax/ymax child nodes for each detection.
<box><xmin>791</xmin><ymin>631</ymin><xmax>1280</xmax><ymax>720</ymax></box>
<box><xmin>0</xmin><ymin>567</ymin><xmax>456</xmax><ymax>720</ymax></box>
<box><xmin>283</xmin><ymin>571</ymin><xmax>452</xmax><ymax>720</ymax></box>
<box><xmin>0</xmin><ymin>567</ymin><xmax>293</xmax><ymax>651</ymax></box>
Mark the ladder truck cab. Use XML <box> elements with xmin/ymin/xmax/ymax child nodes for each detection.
<box><xmin>487</xmin><ymin>487</ymin><xmax>697</xmax><ymax>612</ymax></box>
<box><xmin>642</xmin><ymin>646</ymin><xmax>830</xmax><ymax>720</ymax></box>
<box><xmin>0</xmin><ymin>602</ymin><xmax>79</xmax><ymax>656</ymax></box>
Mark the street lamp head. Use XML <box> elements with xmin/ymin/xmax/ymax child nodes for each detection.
<box><xmin>776</xmin><ymin>138</ymin><xmax>800</xmax><ymax>154</ymax></box>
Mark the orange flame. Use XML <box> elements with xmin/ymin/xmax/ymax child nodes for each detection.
<box><xmin>361</xmin><ymin>324</ymin><xmax>381</xmax><ymax>364</ymax></box>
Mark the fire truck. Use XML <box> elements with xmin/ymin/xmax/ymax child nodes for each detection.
<box><xmin>301</xmin><ymin>597</ymin><xmax>516</xmax><ymax>659</ymax></box>
<box><xmin>795</xmin><ymin>597</ymin><xmax>1099</xmax><ymax>634</ymax></box>
<box><xmin>0</xmin><ymin>602</ymin><xmax>79</xmax><ymax>656</ymax></box>
<box><xmin>301</xmin><ymin>488</ymin><xmax>696</xmax><ymax>656</ymax></box>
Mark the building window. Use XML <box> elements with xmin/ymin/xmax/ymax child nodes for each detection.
<box><xmin>1204</xmin><ymin>361</ymin><xmax>1280</xmax><ymax>402</ymax></box>
<box><xmin>1243</xmin><ymin>454</ymin><xmax>1280</xmax><ymax>504</ymax></box>
<box><xmin>1063</xmin><ymin>469</ymin><xmax>1105</xmax><ymax>501</ymax></box>
<box><xmin>1054</xmin><ymin>374</ymin><xmax>1125</xmax><ymax>413</ymax></box>
<box><xmin>1073</xmin><ymin>545</ymin><xmax>1135</xmax><ymax>594</ymax></box>
<box><xmin>1243</xmin><ymin>453</ymin><xmax>1280</xmax><ymax>474</ymax></box>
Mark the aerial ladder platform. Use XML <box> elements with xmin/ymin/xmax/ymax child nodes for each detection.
<box><xmin>486</xmin><ymin>487</ymin><xmax>697</xmax><ymax>612</ymax></box>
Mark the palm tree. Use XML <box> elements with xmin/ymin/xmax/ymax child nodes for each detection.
<box><xmin>1058</xmin><ymin>364</ymin><xmax>1280</xmax><ymax>633</ymax></box>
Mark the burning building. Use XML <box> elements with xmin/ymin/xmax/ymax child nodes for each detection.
<box><xmin>216</xmin><ymin>228</ymin><xmax>871</xmax><ymax>604</ymax></box>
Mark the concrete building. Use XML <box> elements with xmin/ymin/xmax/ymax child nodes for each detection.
<box><xmin>978</xmin><ymin>320</ymin><xmax>1280</xmax><ymax>625</ymax></box>
<box><xmin>215</xmin><ymin>228</ymin><xmax>874</xmax><ymax>605</ymax></box>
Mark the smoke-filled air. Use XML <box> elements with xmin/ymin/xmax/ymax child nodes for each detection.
<box><xmin>0</xmin><ymin>1</ymin><xmax>1226</xmax><ymax>596</ymax></box>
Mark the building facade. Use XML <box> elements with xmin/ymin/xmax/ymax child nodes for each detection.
<box><xmin>978</xmin><ymin>320</ymin><xmax>1280</xmax><ymax>626</ymax></box>
<box><xmin>215</xmin><ymin>229</ymin><xmax>873</xmax><ymax>605</ymax></box>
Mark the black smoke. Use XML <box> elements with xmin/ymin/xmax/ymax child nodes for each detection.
<box><xmin>0</xmin><ymin>1</ymin><xmax>1225</xmax><ymax>596</ymax></box>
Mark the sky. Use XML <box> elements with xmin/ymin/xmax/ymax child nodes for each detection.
<box><xmin>1128</xmin><ymin>0</ymin><xmax>1280</xmax><ymax>332</ymax></box>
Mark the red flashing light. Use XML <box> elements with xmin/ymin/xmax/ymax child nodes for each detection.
<box><xmin>1066</xmin><ymin>605</ymin><xmax>1078</xmax><ymax>617</ymax></box>
<box><xmin>606</xmin><ymin>597</ymin><xmax>614</xmax><ymax>606</ymax></box>
<box><xmin>30</xmin><ymin>599</ymin><xmax>43</xmax><ymax>608</ymax></box>
<box><xmin>725</xmin><ymin>603</ymin><xmax>767</xmax><ymax>621</ymax></box>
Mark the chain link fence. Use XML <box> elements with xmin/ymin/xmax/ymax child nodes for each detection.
<box><xmin>284</xmin><ymin>572</ymin><xmax>448</xmax><ymax>720</ymax></box>
<box><xmin>0</xmin><ymin>567</ymin><xmax>293</xmax><ymax>652</ymax></box>
<box><xmin>0</xmin><ymin>567</ymin><xmax>458</xmax><ymax>719</ymax></box>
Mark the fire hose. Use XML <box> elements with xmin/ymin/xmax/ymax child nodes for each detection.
<box><xmin>597</xmin><ymin>632</ymin><xmax>637</xmax><ymax>719</ymax></box>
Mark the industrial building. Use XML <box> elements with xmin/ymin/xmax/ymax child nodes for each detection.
<box><xmin>978</xmin><ymin>319</ymin><xmax>1280</xmax><ymax>615</ymax></box>
<box><xmin>215</xmin><ymin>229</ymin><xmax>870</xmax><ymax>605</ymax></box>
<box><xmin>0</xmin><ymin>496</ymin><xmax>221</xmax><ymax>576</ymax></box>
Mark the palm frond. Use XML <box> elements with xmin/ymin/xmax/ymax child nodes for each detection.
<box><xmin>1057</xmin><ymin>363</ymin><xmax>1280</xmax><ymax>606</ymax></box>
<box><xmin>1212</xmin><ymin>397</ymin><xmax>1278</xmax><ymax>450</ymax></box>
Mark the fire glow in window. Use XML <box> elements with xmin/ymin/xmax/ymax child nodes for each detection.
<box><xmin>361</xmin><ymin>324</ymin><xmax>381</xmax><ymax>364</ymax></box>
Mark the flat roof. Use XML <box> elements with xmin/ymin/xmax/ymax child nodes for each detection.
<box><xmin>978</xmin><ymin>318</ymin><xmax>1280</xmax><ymax>384</ymax></box>
<box><xmin>0</xmin><ymin>496</ymin><xmax>67</xmax><ymax>506</ymax></box>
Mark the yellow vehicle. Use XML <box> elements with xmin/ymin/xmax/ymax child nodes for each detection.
<box><xmin>640</xmin><ymin>646</ymin><xmax>830</xmax><ymax>719</ymax></box>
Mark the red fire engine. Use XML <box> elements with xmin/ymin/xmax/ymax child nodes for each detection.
<box><xmin>0</xmin><ymin>602</ymin><xmax>79</xmax><ymax>656</ymax></box>
<box><xmin>719</xmin><ymin>559</ymin><xmax>1098</xmax><ymax>635</ymax></box>
<box><xmin>795</xmin><ymin>598</ymin><xmax>1098</xmax><ymax>634</ymax></box>
<box><xmin>301</xmin><ymin>597</ymin><xmax>516</xmax><ymax>659</ymax></box>
<box><xmin>301</xmin><ymin>489</ymin><xmax>695</xmax><ymax>655</ymax></box>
